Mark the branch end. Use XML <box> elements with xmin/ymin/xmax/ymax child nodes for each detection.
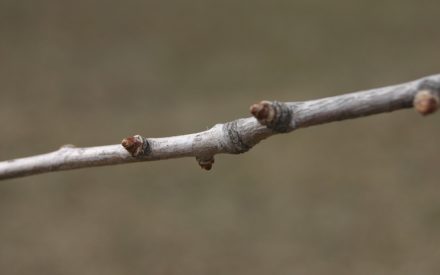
<box><xmin>414</xmin><ymin>90</ymin><xmax>439</xmax><ymax>116</ymax></box>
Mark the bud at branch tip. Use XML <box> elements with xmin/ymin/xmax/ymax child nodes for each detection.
<box><xmin>414</xmin><ymin>90</ymin><xmax>439</xmax><ymax>116</ymax></box>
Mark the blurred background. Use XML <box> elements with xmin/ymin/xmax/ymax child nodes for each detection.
<box><xmin>1</xmin><ymin>0</ymin><xmax>440</xmax><ymax>274</ymax></box>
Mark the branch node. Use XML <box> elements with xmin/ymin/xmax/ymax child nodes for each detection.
<box><xmin>60</xmin><ymin>144</ymin><xmax>75</xmax><ymax>149</ymax></box>
<box><xmin>223</xmin><ymin>120</ymin><xmax>252</xmax><ymax>154</ymax></box>
<box><xmin>414</xmin><ymin>90</ymin><xmax>440</xmax><ymax>116</ymax></box>
<box><xmin>121</xmin><ymin>135</ymin><xmax>150</xmax><ymax>157</ymax></box>
<box><xmin>196</xmin><ymin>156</ymin><xmax>214</xmax><ymax>171</ymax></box>
<box><xmin>250</xmin><ymin>100</ymin><xmax>293</xmax><ymax>132</ymax></box>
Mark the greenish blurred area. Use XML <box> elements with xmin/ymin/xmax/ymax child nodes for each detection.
<box><xmin>1</xmin><ymin>1</ymin><xmax>440</xmax><ymax>274</ymax></box>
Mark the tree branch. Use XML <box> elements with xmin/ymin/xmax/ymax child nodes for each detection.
<box><xmin>1</xmin><ymin>74</ymin><xmax>439</xmax><ymax>180</ymax></box>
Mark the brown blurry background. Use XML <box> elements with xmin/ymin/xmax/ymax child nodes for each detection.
<box><xmin>1</xmin><ymin>0</ymin><xmax>440</xmax><ymax>274</ymax></box>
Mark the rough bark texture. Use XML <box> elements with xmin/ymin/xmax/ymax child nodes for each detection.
<box><xmin>1</xmin><ymin>74</ymin><xmax>439</xmax><ymax>180</ymax></box>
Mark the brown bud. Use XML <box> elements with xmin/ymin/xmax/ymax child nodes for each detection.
<box><xmin>414</xmin><ymin>90</ymin><xmax>439</xmax><ymax>116</ymax></box>
<box><xmin>250</xmin><ymin>101</ymin><xmax>275</xmax><ymax>125</ymax></box>
<box><xmin>196</xmin><ymin>156</ymin><xmax>215</xmax><ymax>171</ymax></box>
<box><xmin>121</xmin><ymin>135</ymin><xmax>144</xmax><ymax>157</ymax></box>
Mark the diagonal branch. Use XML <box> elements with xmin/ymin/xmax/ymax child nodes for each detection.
<box><xmin>1</xmin><ymin>74</ymin><xmax>439</xmax><ymax>180</ymax></box>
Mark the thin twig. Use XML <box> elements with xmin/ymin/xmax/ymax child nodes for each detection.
<box><xmin>1</xmin><ymin>74</ymin><xmax>439</xmax><ymax>180</ymax></box>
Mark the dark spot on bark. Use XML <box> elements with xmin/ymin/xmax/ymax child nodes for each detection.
<box><xmin>223</xmin><ymin>120</ymin><xmax>252</xmax><ymax>154</ymax></box>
